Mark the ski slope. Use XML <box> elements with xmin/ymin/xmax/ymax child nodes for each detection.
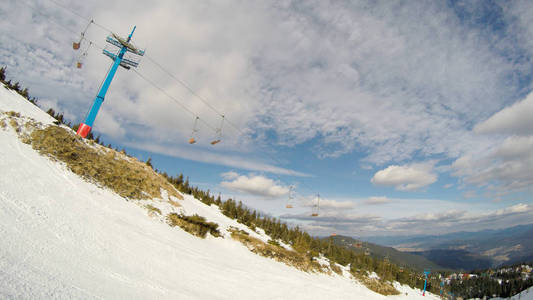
<box><xmin>0</xmin><ymin>85</ymin><xmax>439</xmax><ymax>299</ymax></box>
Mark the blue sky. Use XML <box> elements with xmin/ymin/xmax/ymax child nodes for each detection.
<box><xmin>2</xmin><ymin>0</ymin><xmax>533</xmax><ymax>237</ymax></box>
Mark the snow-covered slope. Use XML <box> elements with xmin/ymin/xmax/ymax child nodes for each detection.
<box><xmin>0</xmin><ymin>84</ymin><xmax>439</xmax><ymax>299</ymax></box>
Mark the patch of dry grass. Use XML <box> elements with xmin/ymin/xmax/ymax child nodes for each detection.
<box><xmin>9</xmin><ymin>118</ymin><xmax>19</xmax><ymax>133</ymax></box>
<box><xmin>28</xmin><ymin>125</ymin><xmax>183</xmax><ymax>200</ymax></box>
<box><xmin>6</xmin><ymin>111</ymin><xmax>21</xmax><ymax>118</ymax></box>
<box><xmin>145</xmin><ymin>204</ymin><xmax>161</xmax><ymax>215</ymax></box>
<box><xmin>330</xmin><ymin>262</ymin><xmax>343</xmax><ymax>275</ymax></box>
<box><xmin>168</xmin><ymin>199</ymin><xmax>181</xmax><ymax>207</ymax></box>
<box><xmin>167</xmin><ymin>213</ymin><xmax>220</xmax><ymax>238</ymax></box>
<box><xmin>230</xmin><ymin>229</ymin><xmax>321</xmax><ymax>272</ymax></box>
<box><xmin>352</xmin><ymin>273</ymin><xmax>400</xmax><ymax>296</ymax></box>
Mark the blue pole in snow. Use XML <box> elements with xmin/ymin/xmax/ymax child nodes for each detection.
<box><xmin>76</xmin><ymin>26</ymin><xmax>136</xmax><ymax>138</ymax></box>
<box><xmin>423</xmin><ymin>277</ymin><xmax>427</xmax><ymax>296</ymax></box>
<box><xmin>423</xmin><ymin>269</ymin><xmax>431</xmax><ymax>296</ymax></box>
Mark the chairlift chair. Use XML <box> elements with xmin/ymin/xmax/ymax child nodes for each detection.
<box><xmin>189</xmin><ymin>116</ymin><xmax>199</xmax><ymax>144</ymax></box>
<box><xmin>286</xmin><ymin>185</ymin><xmax>294</xmax><ymax>208</ymax></box>
<box><xmin>211</xmin><ymin>115</ymin><xmax>224</xmax><ymax>145</ymax></box>
<box><xmin>310</xmin><ymin>193</ymin><xmax>320</xmax><ymax>217</ymax></box>
<box><xmin>73</xmin><ymin>20</ymin><xmax>93</xmax><ymax>50</ymax></box>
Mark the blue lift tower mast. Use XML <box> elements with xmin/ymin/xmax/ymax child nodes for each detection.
<box><xmin>423</xmin><ymin>269</ymin><xmax>431</xmax><ymax>296</ymax></box>
<box><xmin>77</xmin><ymin>26</ymin><xmax>144</xmax><ymax>138</ymax></box>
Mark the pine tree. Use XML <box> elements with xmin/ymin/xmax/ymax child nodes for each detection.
<box><xmin>146</xmin><ymin>157</ymin><xmax>153</xmax><ymax>168</ymax></box>
<box><xmin>12</xmin><ymin>81</ymin><xmax>20</xmax><ymax>92</ymax></box>
<box><xmin>0</xmin><ymin>66</ymin><xmax>5</xmax><ymax>82</ymax></box>
<box><xmin>20</xmin><ymin>87</ymin><xmax>29</xmax><ymax>99</ymax></box>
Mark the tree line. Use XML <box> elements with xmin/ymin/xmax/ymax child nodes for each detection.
<box><xmin>448</xmin><ymin>263</ymin><xmax>533</xmax><ymax>299</ymax></box>
<box><xmin>160</xmin><ymin>170</ymin><xmax>443</xmax><ymax>294</ymax></box>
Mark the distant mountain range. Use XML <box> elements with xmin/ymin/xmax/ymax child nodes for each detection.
<box><xmin>327</xmin><ymin>235</ymin><xmax>450</xmax><ymax>271</ymax></box>
<box><xmin>364</xmin><ymin>223</ymin><xmax>533</xmax><ymax>271</ymax></box>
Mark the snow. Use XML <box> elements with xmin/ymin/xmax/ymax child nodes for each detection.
<box><xmin>0</xmin><ymin>84</ymin><xmax>440</xmax><ymax>299</ymax></box>
<box><xmin>0</xmin><ymin>85</ymin><xmax>55</xmax><ymax>125</ymax></box>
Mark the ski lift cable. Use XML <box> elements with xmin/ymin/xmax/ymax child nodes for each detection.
<box><xmin>17</xmin><ymin>0</ymin><xmax>107</xmax><ymax>52</ymax></box>
<box><xmin>132</xmin><ymin>69</ymin><xmax>217</xmax><ymax>132</ymax></box>
<box><xmin>46</xmin><ymin>0</ymin><xmax>113</xmax><ymax>34</ymax></box>
<box><xmin>29</xmin><ymin>0</ymin><xmax>328</xmax><ymax>204</ymax></box>
<box><xmin>143</xmin><ymin>58</ymin><xmax>326</xmax><ymax>198</ymax></box>
<box><xmin>144</xmin><ymin>56</ymin><xmax>226</xmax><ymax>119</ymax></box>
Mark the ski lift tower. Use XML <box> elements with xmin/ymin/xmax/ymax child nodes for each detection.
<box><xmin>423</xmin><ymin>269</ymin><xmax>431</xmax><ymax>296</ymax></box>
<box><xmin>76</xmin><ymin>26</ymin><xmax>144</xmax><ymax>138</ymax></box>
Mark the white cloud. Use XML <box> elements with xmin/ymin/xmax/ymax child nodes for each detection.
<box><xmin>449</xmin><ymin>89</ymin><xmax>533</xmax><ymax>197</ymax></box>
<box><xmin>300</xmin><ymin>198</ymin><xmax>356</xmax><ymax>210</ymax></box>
<box><xmin>463</xmin><ymin>190</ymin><xmax>477</xmax><ymax>199</ymax></box>
<box><xmin>371</xmin><ymin>162</ymin><xmax>437</xmax><ymax>191</ymax></box>
<box><xmin>282</xmin><ymin>211</ymin><xmax>381</xmax><ymax>226</ymax></box>
<box><xmin>363</xmin><ymin>196</ymin><xmax>392</xmax><ymax>205</ymax></box>
<box><xmin>220</xmin><ymin>173</ymin><xmax>289</xmax><ymax>198</ymax></box>
<box><xmin>96</xmin><ymin>109</ymin><xmax>126</xmax><ymax>138</ymax></box>
<box><xmin>220</xmin><ymin>171</ymin><xmax>239</xmax><ymax>180</ymax></box>
<box><xmin>452</xmin><ymin>135</ymin><xmax>533</xmax><ymax>196</ymax></box>
<box><xmin>474</xmin><ymin>91</ymin><xmax>533</xmax><ymax>136</ymax></box>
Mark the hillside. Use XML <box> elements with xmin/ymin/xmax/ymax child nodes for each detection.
<box><xmin>328</xmin><ymin>236</ymin><xmax>448</xmax><ymax>271</ymax></box>
<box><xmin>366</xmin><ymin>224</ymin><xmax>533</xmax><ymax>269</ymax></box>
<box><xmin>0</xmin><ymin>83</ymin><xmax>439</xmax><ymax>299</ymax></box>
<box><xmin>407</xmin><ymin>249</ymin><xmax>493</xmax><ymax>271</ymax></box>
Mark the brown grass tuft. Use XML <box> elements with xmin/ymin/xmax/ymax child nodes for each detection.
<box><xmin>352</xmin><ymin>273</ymin><xmax>400</xmax><ymax>296</ymax></box>
<box><xmin>168</xmin><ymin>199</ymin><xmax>181</xmax><ymax>207</ymax></box>
<box><xmin>28</xmin><ymin>125</ymin><xmax>182</xmax><ymax>200</ymax></box>
<box><xmin>167</xmin><ymin>213</ymin><xmax>220</xmax><ymax>238</ymax></box>
<box><xmin>145</xmin><ymin>204</ymin><xmax>161</xmax><ymax>215</ymax></box>
<box><xmin>330</xmin><ymin>261</ymin><xmax>343</xmax><ymax>275</ymax></box>
<box><xmin>6</xmin><ymin>111</ymin><xmax>21</xmax><ymax>118</ymax></box>
<box><xmin>9</xmin><ymin>118</ymin><xmax>19</xmax><ymax>132</ymax></box>
<box><xmin>230</xmin><ymin>229</ymin><xmax>321</xmax><ymax>272</ymax></box>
